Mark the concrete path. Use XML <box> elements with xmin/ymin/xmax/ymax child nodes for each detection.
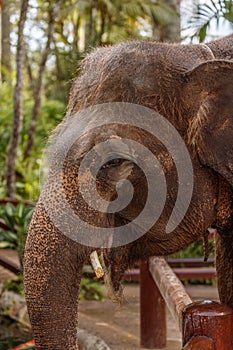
<box><xmin>79</xmin><ymin>284</ymin><xmax>219</xmax><ymax>350</ymax></box>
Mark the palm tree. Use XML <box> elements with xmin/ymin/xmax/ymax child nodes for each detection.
<box><xmin>23</xmin><ymin>0</ymin><xmax>179</xmax><ymax>159</ymax></box>
<box><xmin>186</xmin><ymin>0</ymin><xmax>233</xmax><ymax>42</ymax></box>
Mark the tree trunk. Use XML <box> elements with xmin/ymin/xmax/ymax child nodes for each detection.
<box><xmin>24</xmin><ymin>0</ymin><xmax>61</xmax><ymax>159</ymax></box>
<box><xmin>73</xmin><ymin>15</ymin><xmax>80</xmax><ymax>53</ymax></box>
<box><xmin>25</xmin><ymin>50</ymin><xmax>36</xmax><ymax>99</ymax></box>
<box><xmin>165</xmin><ymin>0</ymin><xmax>180</xmax><ymax>42</ymax></box>
<box><xmin>1</xmin><ymin>0</ymin><xmax>12</xmax><ymax>83</ymax></box>
<box><xmin>0</xmin><ymin>0</ymin><xmax>2</xmax><ymax>83</ymax></box>
<box><xmin>154</xmin><ymin>0</ymin><xmax>181</xmax><ymax>43</ymax></box>
<box><xmin>84</xmin><ymin>1</ymin><xmax>95</xmax><ymax>50</ymax></box>
<box><xmin>5</xmin><ymin>0</ymin><xmax>29</xmax><ymax>198</ymax></box>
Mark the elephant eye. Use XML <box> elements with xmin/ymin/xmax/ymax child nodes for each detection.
<box><xmin>101</xmin><ymin>158</ymin><xmax>125</xmax><ymax>169</ymax></box>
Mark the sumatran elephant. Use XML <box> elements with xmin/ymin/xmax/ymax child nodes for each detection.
<box><xmin>24</xmin><ymin>34</ymin><xmax>233</xmax><ymax>349</ymax></box>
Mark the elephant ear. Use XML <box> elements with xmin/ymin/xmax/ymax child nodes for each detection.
<box><xmin>184</xmin><ymin>60</ymin><xmax>233</xmax><ymax>186</ymax></box>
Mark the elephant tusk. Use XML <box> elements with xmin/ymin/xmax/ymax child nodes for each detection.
<box><xmin>90</xmin><ymin>251</ymin><xmax>105</xmax><ymax>278</ymax></box>
<box><xmin>90</xmin><ymin>251</ymin><xmax>124</xmax><ymax>304</ymax></box>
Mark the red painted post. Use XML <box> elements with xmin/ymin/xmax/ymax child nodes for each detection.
<box><xmin>182</xmin><ymin>336</ymin><xmax>215</xmax><ymax>349</ymax></box>
<box><xmin>140</xmin><ymin>260</ymin><xmax>166</xmax><ymax>348</ymax></box>
<box><xmin>182</xmin><ymin>300</ymin><xmax>233</xmax><ymax>349</ymax></box>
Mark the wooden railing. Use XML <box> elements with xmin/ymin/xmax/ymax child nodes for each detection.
<box><xmin>124</xmin><ymin>257</ymin><xmax>216</xmax><ymax>282</ymax></box>
<box><xmin>1</xmin><ymin>248</ymin><xmax>233</xmax><ymax>349</ymax></box>
<box><xmin>140</xmin><ymin>257</ymin><xmax>233</xmax><ymax>349</ymax></box>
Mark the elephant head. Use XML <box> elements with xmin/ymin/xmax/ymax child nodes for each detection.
<box><xmin>24</xmin><ymin>34</ymin><xmax>233</xmax><ymax>349</ymax></box>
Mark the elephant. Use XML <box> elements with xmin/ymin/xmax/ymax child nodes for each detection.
<box><xmin>24</xmin><ymin>34</ymin><xmax>233</xmax><ymax>349</ymax></box>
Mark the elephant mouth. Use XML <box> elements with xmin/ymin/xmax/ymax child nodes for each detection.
<box><xmin>88</xmin><ymin>216</ymin><xmax>144</xmax><ymax>304</ymax></box>
<box><xmin>90</xmin><ymin>249</ymin><xmax>125</xmax><ymax>304</ymax></box>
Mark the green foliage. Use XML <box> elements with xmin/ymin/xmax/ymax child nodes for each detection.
<box><xmin>186</xmin><ymin>0</ymin><xmax>233</xmax><ymax>42</ymax></box>
<box><xmin>150</xmin><ymin>1</ymin><xmax>179</xmax><ymax>27</ymax></box>
<box><xmin>18</xmin><ymin>99</ymin><xmax>66</xmax><ymax>200</ymax></box>
<box><xmin>80</xmin><ymin>277</ymin><xmax>105</xmax><ymax>301</ymax></box>
<box><xmin>170</xmin><ymin>238</ymin><xmax>214</xmax><ymax>259</ymax></box>
<box><xmin>3</xmin><ymin>275</ymin><xmax>25</xmax><ymax>296</ymax></box>
<box><xmin>0</xmin><ymin>84</ymin><xmax>14</xmax><ymax>197</ymax></box>
<box><xmin>0</xmin><ymin>82</ymin><xmax>66</xmax><ymax>199</ymax></box>
<box><xmin>0</xmin><ymin>231</ymin><xmax>17</xmax><ymax>249</ymax></box>
<box><xmin>3</xmin><ymin>274</ymin><xmax>104</xmax><ymax>305</ymax></box>
<box><xmin>0</xmin><ymin>203</ymin><xmax>34</xmax><ymax>261</ymax></box>
<box><xmin>170</xmin><ymin>238</ymin><xmax>215</xmax><ymax>285</ymax></box>
<box><xmin>2</xmin><ymin>0</ymin><xmax>179</xmax><ymax>198</ymax></box>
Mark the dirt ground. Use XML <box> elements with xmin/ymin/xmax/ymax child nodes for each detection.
<box><xmin>79</xmin><ymin>283</ymin><xmax>219</xmax><ymax>350</ymax></box>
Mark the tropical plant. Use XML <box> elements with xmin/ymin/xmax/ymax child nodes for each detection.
<box><xmin>79</xmin><ymin>277</ymin><xmax>105</xmax><ymax>301</ymax></box>
<box><xmin>0</xmin><ymin>203</ymin><xmax>34</xmax><ymax>261</ymax></box>
<box><xmin>186</xmin><ymin>0</ymin><xmax>233</xmax><ymax>42</ymax></box>
<box><xmin>0</xmin><ymin>84</ymin><xmax>66</xmax><ymax>200</ymax></box>
<box><xmin>170</xmin><ymin>238</ymin><xmax>214</xmax><ymax>259</ymax></box>
<box><xmin>3</xmin><ymin>0</ymin><xmax>180</xmax><ymax>198</ymax></box>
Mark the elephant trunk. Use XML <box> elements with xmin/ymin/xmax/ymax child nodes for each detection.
<box><xmin>24</xmin><ymin>202</ymin><xmax>88</xmax><ymax>349</ymax></box>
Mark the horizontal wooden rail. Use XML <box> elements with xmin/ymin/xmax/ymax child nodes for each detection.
<box><xmin>0</xmin><ymin>197</ymin><xmax>35</xmax><ymax>206</ymax></box>
<box><xmin>167</xmin><ymin>257</ymin><xmax>215</xmax><ymax>267</ymax></box>
<box><xmin>174</xmin><ymin>267</ymin><xmax>216</xmax><ymax>280</ymax></box>
<box><xmin>0</xmin><ymin>249</ymin><xmax>216</xmax><ymax>282</ymax></box>
<box><xmin>124</xmin><ymin>267</ymin><xmax>216</xmax><ymax>281</ymax></box>
<box><xmin>0</xmin><ymin>218</ymin><xmax>10</xmax><ymax>231</ymax></box>
<box><xmin>124</xmin><ymin>257</ymin><xmax>216</xmax><ymax>282</ymax></box>
<box><xmin>0</xmin><ymin>255</ymin><xmax>21</xmax><ymax>274</ymax></box>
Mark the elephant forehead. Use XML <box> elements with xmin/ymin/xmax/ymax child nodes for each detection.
<box><xmin>63</xmin><ymin>124</ymin><xmax>150</xmax><ymax>160</ymax></box>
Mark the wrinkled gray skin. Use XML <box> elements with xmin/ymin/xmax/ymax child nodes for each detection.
<box><xmin>24</xmin><ymin>35</ymin><xmax>233</xmax><ymax>349</ymax></box>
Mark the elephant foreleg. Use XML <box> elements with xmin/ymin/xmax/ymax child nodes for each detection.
<box><xmin>215</xmin><ymin>231</ymin><xmax>233</xmax><ymax>308</ymax></box>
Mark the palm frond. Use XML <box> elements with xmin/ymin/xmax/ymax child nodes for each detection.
<box><xmin>184</xmin><ymin>0</ymin><xmax>233</xmax><ymax>42</ymax></box>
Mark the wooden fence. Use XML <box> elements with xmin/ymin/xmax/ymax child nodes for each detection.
<box><xmin>139</xmin><ymin>257</ymin><xmax>233</xmax><ymax>349</ymax></box>
<box><xmin>1</xmin><ymin>245</ymin><xmax>233</xmax><ymax>348</ymax></box>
